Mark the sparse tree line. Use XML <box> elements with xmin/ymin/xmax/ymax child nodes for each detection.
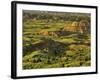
<box><xmin>23</xmin><ymin>11</ymin><xmax>90</xmax><ymax>22</ymax></box>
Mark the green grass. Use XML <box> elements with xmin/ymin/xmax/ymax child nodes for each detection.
<box><xmin>23</xmin><ymin>18</ymin><xmax>91</xmax><ymax>69</ymax></box>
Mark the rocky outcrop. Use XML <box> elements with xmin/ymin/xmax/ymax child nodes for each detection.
<box><xmin>78</xmin><ymin>20</ymin><xmax>90</xmax><ymax>34</ymax></box>
<box><xmin>63</xmin><ymin>20</ymin><xmax>90</xmax><ymax>34</ymax></box>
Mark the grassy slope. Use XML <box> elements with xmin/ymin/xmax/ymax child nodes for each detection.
<box><xmin>22</xmin><ymin>19</ymin><xmax>91</xmax><ymax>69</ymax></box>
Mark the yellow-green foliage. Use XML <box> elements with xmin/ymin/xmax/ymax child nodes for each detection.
<box><xmin>22</xmin><ymin>10</ymin><xmax>91</xmax><ymax>69</ymax></box>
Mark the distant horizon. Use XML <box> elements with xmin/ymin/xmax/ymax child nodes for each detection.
<box><xmin>23</xmin><ymin>10</ymin><xmax>90</xmax><ymax>17</ymax></box>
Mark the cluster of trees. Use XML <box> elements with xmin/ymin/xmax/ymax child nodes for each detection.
<box><xmin>23</xmin><ymin>37</ymin><xmax>66</xmax><ymax>56</ymax></box>
<box><xmin>23</xmin><ymin>10</ymin><xmax>90</xmax><ymax>22</ymax></box>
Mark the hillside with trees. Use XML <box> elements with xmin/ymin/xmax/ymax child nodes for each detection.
<box><xmin>23</xmin><ymin>10</ymin><xmax>91</xmax><ymax>69</ymax></box>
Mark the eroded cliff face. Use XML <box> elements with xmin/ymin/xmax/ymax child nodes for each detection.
<box><xmin>78</xmin><ymin>20</ymin><xmax>90</xmax><ymax>34</ymax></box>
<box><xmin>63</xmin><ymin>21</ymin><xmax>79</xmax><ymax>32</ymax></box>
<box><xmin>63</xmin><ymin>20</ymin><xmax>90</xmax><ymax>34</ymax></box>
